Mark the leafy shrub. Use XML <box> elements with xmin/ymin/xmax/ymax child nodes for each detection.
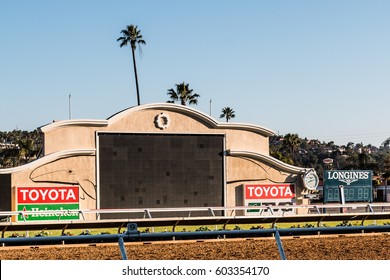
<box><xmin>79</xmin><ymin>230</ymin><xmax>91</xmax><ymax>235</ymax></box>
<box><xmin>336</xmin><ymin>221</ymin><xmax>352</xmax><ymax>227</ymax></box>
<box><xmin>195</xmin><ymin>226</ymin><xmax>210</xmax><ymax>232</ymax></box>
<box><xmin>250</xmin><ymin>225</ymin><xmax>265</xmax><ymax>230</ymax></box>
<box><xmin>35</xmin><ymin>230</ymin><xmax>49</xmax><ymax>237</ymax></box>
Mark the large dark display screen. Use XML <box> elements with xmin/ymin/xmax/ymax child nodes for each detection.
<box><xmin>98</xmin><ymin>133</ymin><xmax>225</xmax><ymax>218</ymax></box>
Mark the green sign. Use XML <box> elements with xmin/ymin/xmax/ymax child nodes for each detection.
<box><xmin>323</xmin><ymin>170</ymin><xmax>372</xmax><ymax>203</ymax></box>
<box><xmin>17</xmin><ymin>204</ymin><xmax>80</xmax><ymax>221</ymax></box>
<box><xmin>247</xmin><ymin>202</ymin><xmax>261</xmax><ymax>213</ymax></box>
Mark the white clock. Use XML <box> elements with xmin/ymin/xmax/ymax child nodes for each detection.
<box><xmin>303</xmin><ymin>170</ymin><xmax>319</xmax><ymax>190</ymax></box>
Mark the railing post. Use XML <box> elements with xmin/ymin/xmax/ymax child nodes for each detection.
<box><xmin>118</xmin><ymin>223</ymin><xmax>139</xmax><ymax>260</ymax></box>
<box><xmin>144</xmin><ymin>209</ymin><xmax>152</xmax><ymax>218</ymax></box>
<box><xmin>118</xmin><ymin>237</ymin><xmax>127</xmax><ymax>260</ymax></box>
<box><xmin>274</xmin><ymin>229</ymin><xmax>287</xmax><ymax>260</ymax></box>
<box><xmin>19</xmin><ymin>212</ymin><xmax>27</xmax><ymax>222</ymax></box>
<box><xmin>79</xmin><ymin>210</ymin><xmax>86</xmax><ymax>220</ymax></box>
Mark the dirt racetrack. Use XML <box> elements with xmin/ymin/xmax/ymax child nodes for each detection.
<box><xmin>1</xmin><ymin>234</ymin><xmax>390</xmax><ymax>260</ymax></box>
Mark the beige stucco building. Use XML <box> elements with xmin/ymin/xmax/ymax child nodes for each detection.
<box><xmin>0</xmin><ymin>103</ymin><xmax>314</xmax><ymax>221</ymax></box>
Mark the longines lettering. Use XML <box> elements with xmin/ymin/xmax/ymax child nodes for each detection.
<box><xmin>327</xmin><ymin>171</ymin><xmax>369</xmax><ymax>180</ymax></box>
<box><xmin>327</xmin><ymin>171</ymin><xmax>370</xmax><ymax>185</ymax></box>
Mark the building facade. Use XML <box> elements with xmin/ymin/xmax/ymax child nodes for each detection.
<box><xmin>0</xmin><ymin>103</ymin><xmax>314</xmax><ymax>221</ymax></box>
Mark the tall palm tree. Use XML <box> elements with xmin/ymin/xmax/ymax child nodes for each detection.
<box><xmin>220</xmin><ymin>107</ymin><xmax>236</xmax><ymax>122</ymax></box>
<box><xmin>166</xmin><ymin>82</ymin><xmax>200</xmax><ymax>105</ymax></box>
<box><xmin>117</xmin><ymin>25</ymin><xmax>146</xmax><ymax>106</ymax></box>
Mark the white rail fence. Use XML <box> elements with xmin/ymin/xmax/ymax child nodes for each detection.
<box><xmin>2</xmin><ymin>203</ymin><xmax>390</xmax><ymax>222</ymax></box>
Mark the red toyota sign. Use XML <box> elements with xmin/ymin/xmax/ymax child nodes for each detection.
<box><xmin>17</xmin><ymin>186</ymin><xmax>79</xmax><ymax>204</ymax></box>
<box><xmin>245</xmin><ymin>184</ymin><xmax>295</xmax><ymax>200</ymax></box>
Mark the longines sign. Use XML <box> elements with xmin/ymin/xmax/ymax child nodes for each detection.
<box><xmin>325</xmin><ymin>170</ymin><xmax>371</xmax><ymax>186</ymax></box>
<box><xmin>323</xmin><ymin>170</ymin><xmax>372</xmax><ymax>203</ymax></box>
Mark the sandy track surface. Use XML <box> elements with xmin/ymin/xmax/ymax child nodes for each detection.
<box><xmin>1</xmin><ymin>234</ymin><xmax>390</xmax><ymax>260</ymax></box>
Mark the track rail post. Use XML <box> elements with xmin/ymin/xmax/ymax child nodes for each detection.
<box><xmin>208</xmin><ymin>208</ymin><xmax>215</xmax><ymax>217</ymax></box>
<box><xmin>118</xmin><ymin>223</ymin><xmax>139</xmax><ymax>260</ymax></box>
<box><xmin>274</xmin><ymin>229</ymin><xmax>287</xmax><ymax>260</ymax></box>
<box><xmin>144</xmin><ymin>209</ymin><xmax>152</xmax><ymax>218</ymax></box>
<box><xmin>118</xmin><ymin>237</ymin><xmax>127</xmax><ymax>260</ymax></box>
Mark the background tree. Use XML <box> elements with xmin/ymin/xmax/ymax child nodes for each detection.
<box><xmin>166</xmin><ymin>82</ymin><xmax>200</xmax><ymax>105</ymax></box>
<box><xmin>270</xmin><ymin>150</ymin><xmax>294</xmax><ymax>165</ymax></box>
<box><xmin>0</xmin><ymin>129</ymin><xmax>42</xmax><ymax>168</ymax></box>
<box><xmin>383</xmin><ymin>154</ymin><xmax>390</xmax><ymax>184</ymax></box>
<box><xmin>382</xmin><ymin>137</ymin><xmax>390</xmax><ymax>150</ymax></box>
<box><xmin>220</xmin><ymin>107</ymin><xmax>236</xmax><ymax>122</ymax></box>
<box><xmin>117</xmin><ymin>24</ymin><xmax>146</xmax><ymax>106</ymax></box>
<box><xmin>283</xmin><ymin>133</ymin><xmax>301</xmax><ymax>164</ymax></box>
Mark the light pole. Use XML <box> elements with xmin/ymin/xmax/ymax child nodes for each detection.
<box><xmin>339</xmin><ymin>185</ymin><xmax>345</xmax><ymax>213</ymax></box>
<box><xmin>68</xmin><ymin>93</ymin><xmax>72</xmax><ymax>119</ymax></box>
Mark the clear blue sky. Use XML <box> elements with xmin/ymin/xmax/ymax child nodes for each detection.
<box><xmin>1</xmin><ymin>0</ymin><xmax>389</xmax><ymax>147</ymax></box>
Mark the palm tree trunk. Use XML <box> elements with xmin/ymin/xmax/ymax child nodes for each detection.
<box><xmin>131</xmin><ymin>46</ymin><xmax>141</xmax><ymax>106</ymax></box>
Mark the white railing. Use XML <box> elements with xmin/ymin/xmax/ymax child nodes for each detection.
<box><xmin>2</xmin><ymin>202</ymin><xmax>390</xmax><ymax>222</ymax></box>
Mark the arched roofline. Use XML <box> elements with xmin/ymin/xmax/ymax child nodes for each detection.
<box><xmin>40</xmin><ymin>120</ymin><xmax>108</xmax><ymax>133</ymax></box>
<box><xmin>107</xmin><ymin>103</ymin><xmax>275</xmax><ymax>137</ymax></box>
<box><xmin>0</xmin><ymin>149</ymin><xmax>96</xmax><ymax>174</ymax></box>
<box><xmin>39</xmin><ymin>103</ymin><xmax>275</xmax><ymax>137</ymax></box>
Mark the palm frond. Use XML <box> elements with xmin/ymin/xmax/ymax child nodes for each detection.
<box><xmin>167</xmin><ymin>88</ymin><xmax>179</xmax><ymax>103</ymax></box>
<box><xmin>220</xmin><ymin>107</ymin><xmax>236</xmax><ymax>122</ymax></box>
<box><xmin>166</xmin><ymin>82</ymin><xmax>199</xmax><ymax>106</ymax></box>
